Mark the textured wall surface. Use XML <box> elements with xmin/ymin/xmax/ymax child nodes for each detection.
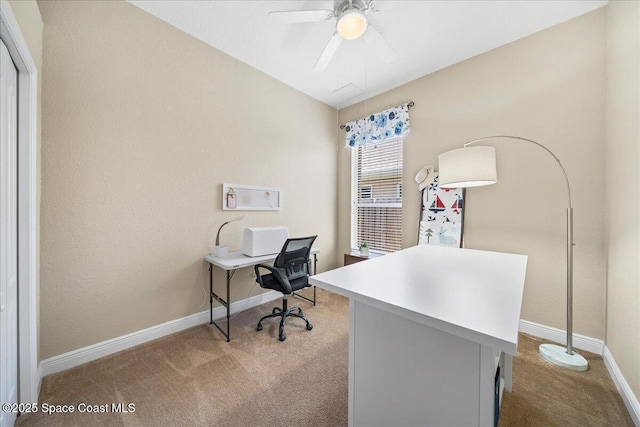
<box><xmin>338</xmin><ymin>9</ymin><xmax>607</xmax><ymax>340</ymax></box>
<box><xmin>605</xmin><ymin>0</ymin><xmax>640</xmax><ymax>402</ymax></box>
<box><xmin>38</xmin><ymin>1</ymin><xmax>338</xmax><ymax>359</ymax></box>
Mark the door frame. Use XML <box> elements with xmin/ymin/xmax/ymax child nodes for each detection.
<box><xmin>0</xmin><ymin>1</ymin><xmax>39</xmax><ymax>404</ymax></box>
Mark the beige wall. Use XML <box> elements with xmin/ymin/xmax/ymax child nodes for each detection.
<box><xmin>6</xmin><ymin>0</ymin><xmax>43</xmax><ymax>361</ymax></box>
<box><xmin>338</xmin><ymin>9</ymin><xmax>606</xmax><ymax>339</ymax></box>
<box><xmin>38</xmin><ymin>1</ymin><xmax>338</xmax><ymax>359</ymax></box>
<box><xmin>8</xmin><ymin>0</ymin><xmax>42</xmax><ymax>69</ymax></box>
<box><xmin>605</xmin><ymin>0</ymin><xmax>640</xmax><ymax>402</ymax></box>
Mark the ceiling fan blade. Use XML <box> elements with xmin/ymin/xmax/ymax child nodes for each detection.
<box><xmin>366</xmin><ymin>0</ymin><xmax>379</xmax><ymax>13</ymax></box>
<box><xmin>365</xmin><ymin>25</ymin><xmax>397</xmax><ymax>64</ymax></box>
<box><xmin>268</xmin><ymin>9</ymin><xmax>333</xmax><ymax>24</ymax></box>
<box><xmin>314</xmin><ymin>33</ymin><xmax>343</xmax><ymax>72</ymax></box>
<box><xmin>367</xmin><ymin>0</ymin><xmax>400</xmax><ymax>13</ymax></box>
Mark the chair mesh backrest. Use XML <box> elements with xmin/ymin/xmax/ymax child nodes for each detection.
<box><xmin>274</xmin><ymin>236</ymin><xmax>317</xmax><ymax>280</ymax></box>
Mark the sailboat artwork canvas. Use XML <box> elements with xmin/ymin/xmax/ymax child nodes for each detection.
<box><xmin>418</xmin><ymin>173</ymin><xmax>465</xmax><ymax>248</ymax></box>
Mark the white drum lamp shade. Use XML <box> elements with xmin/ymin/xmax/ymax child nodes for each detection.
<box><xmin>438</xmin><ymin>146</ymin><xmax>497</xmax><ymax>188</ymax></box>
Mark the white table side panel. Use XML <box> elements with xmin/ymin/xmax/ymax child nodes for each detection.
<box><xmin>351</xmin><ymin>301</ymin><xmax>481</xmax><ymax>427</ymax></box>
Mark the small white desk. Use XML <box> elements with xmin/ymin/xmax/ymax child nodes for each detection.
<box><xmin>309</xmin><ymin>244</ymin><xmax>527</xmax><ymax>427</ymax></box>
<box><xmin>204</xmin><ymin>249</ymin><xmax>319</xmax><ymax>342</ymax></box>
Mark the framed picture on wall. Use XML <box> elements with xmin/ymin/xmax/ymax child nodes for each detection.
<box><xmin>222</xmin><ymin>183</ymin><xmax>282</xmax><ymax>211</ymax></box>
<box><xmin>417</xmin><ymin>173</ymin><xmax>465</xmax><ymax>248</ymax></box>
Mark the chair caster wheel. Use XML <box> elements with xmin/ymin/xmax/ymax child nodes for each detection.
<box><xmin>257</xmin><ymin>324</ymin><xmax>263</xmax><ymax>331</ymax></box>
<box><xmin>306</xmin><ymin>323</ymin><xmax>313</xmax><ymax>331</ymax></box>
<box><xmin>279</xmin><ymin>334</ymin><xmax>286</xmax><ymax>341</ymax></box>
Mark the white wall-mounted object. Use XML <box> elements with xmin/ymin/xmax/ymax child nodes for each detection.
<box><xmin>242</xmin><ymin>226</ymin><xmax>289</xmax><ymax>257</ymax></box>
<box><xmin>222</xmin><ymin>183</ymin><xmax>282</xmax><ymax>211</ymax></box>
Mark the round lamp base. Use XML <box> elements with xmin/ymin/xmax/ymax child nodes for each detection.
<box><xmin>539</xmin><ymin>343</ymin><xmax>588</xmax><ymax>371</ymax></box>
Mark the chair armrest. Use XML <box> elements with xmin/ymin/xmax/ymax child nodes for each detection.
<box><xmin>254</xmin><ymin>264</ymin><xmax>292</xmax><ymax>294</ymax></box>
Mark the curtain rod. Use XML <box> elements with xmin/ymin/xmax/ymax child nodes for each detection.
<box><xmin>339</xmin><ymin>101</ymin><xmax>414</xmax><ymax>129</ymax></box>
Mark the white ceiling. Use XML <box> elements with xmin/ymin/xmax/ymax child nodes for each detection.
<box><xmin>127</xmin><ymin>0</ymin><xmax>607</xmax><ymax>109</ymax></box>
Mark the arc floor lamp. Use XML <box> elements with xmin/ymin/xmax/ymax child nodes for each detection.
<box><xmin>437</xmin><ymin>135</ymin><xmax>588</xmax><ymax>371</ymax></box>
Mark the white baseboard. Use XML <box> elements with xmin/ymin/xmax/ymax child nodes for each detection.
<box><xmin>40</xmin><ymin>290</ymin><xmax>281</xmax><ymax>377</ymax></box>
<box><xmin>518</xmin><ymin>319</ymin><xmax>604</xmax><ymax>355</ymax></box>
<box><xmin>603</xmin><ymin>346</ymin><xmax>640</xmax><ymax>426</ymax></box>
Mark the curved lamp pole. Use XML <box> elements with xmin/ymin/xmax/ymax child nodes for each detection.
<box><xmin>215</xmin><ymin>215</ymin><xmax>245</xmax><ymax>257</ymax></box>
<box><xmin>438</xmin><ymin>135</ymin><xmax>587</xmax><ymax>371</ymax></box>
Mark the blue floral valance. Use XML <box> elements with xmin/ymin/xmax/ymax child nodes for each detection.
<box><xmin>345</xmin><ymin>103</ymin><xmax>411</xmax><ymax>147</ymax></box>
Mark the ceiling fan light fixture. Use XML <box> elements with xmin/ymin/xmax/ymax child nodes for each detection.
<box><xmin>337</xmin><ymin>9</ymin><xmax>367</xmax><ymax>40</ymax></box>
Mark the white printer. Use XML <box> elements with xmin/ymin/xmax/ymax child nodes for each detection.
<box><xmin>242</xmin><ymin>226</ymin><xmax>289</xmax><ymax>257</ymax></box>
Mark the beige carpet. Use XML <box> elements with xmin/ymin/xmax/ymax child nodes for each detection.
<box><xmin>499</xmin><ymin>333</ymin><xmax>634</xmax><ymax>426</ymax></box>
<box><xmin>17</xmin><ymin>288</ymin><xmax>349</xmax><ymax>427</ymax></box>
<box><xmin>16</xmin><ymin>288</ymin><xmax>633</xmax><ymax>426</ymax></box>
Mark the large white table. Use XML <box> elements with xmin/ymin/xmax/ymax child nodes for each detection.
<box><xmin>309</xmin><ymin>244</ymin><xmax>527</xmax><ymax>427</ymax></box>
<box><xmin>204</xmin><ymin>249</ymin><xmax>319</xmax><ymax>342</ymax></box>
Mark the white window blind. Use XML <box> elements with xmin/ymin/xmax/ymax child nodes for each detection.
<box><xmin>351</xmin><ymin>138</ymin><xmax>403</xmax><ymax>253</ymax></box>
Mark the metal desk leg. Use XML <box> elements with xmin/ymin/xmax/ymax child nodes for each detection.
<box><xmin>225</xmin><ymin>270</ymin><xmax>230</xmax><ymax>341</ymax></box>
<box><xmin>209</xmin><ymin>264</ymin><xmax>232</xmax><ymax>342</ymax></box>
<box><xmin>209</xmin><ymin>265</ymin><xmax>213</xmax><ymax>324</ymax></box>
<box><xmin>313</xmin><ymin>254</ymin><xmax>317</xmax><ymax>305</ymax></box>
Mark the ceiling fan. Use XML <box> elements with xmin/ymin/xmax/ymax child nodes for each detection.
<box><xmin>268</xmin><ymin>0</ymin><xmax>397</xmax><ymax>72</ymax></box>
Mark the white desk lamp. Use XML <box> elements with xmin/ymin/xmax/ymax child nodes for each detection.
<box><xmin>437</xmin><ymin>135</ymin><xmax>588</xmax><ymax>372</ymax></box>
<box><xmin>215</xmin><ymin>215</ymin><xmax>245</xmax><ymax>257</ymax></box>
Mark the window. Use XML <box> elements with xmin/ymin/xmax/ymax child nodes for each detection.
<box><xmin>351</xmin><ymin>138</ymin><xmax>403</xmax><ymax>253</ymax></box>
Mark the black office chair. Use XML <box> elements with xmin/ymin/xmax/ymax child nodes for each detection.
<box><xmin>254</xmin><ymin>236</ymin><xmax>317</xmax><ymax>341</ymax></box>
